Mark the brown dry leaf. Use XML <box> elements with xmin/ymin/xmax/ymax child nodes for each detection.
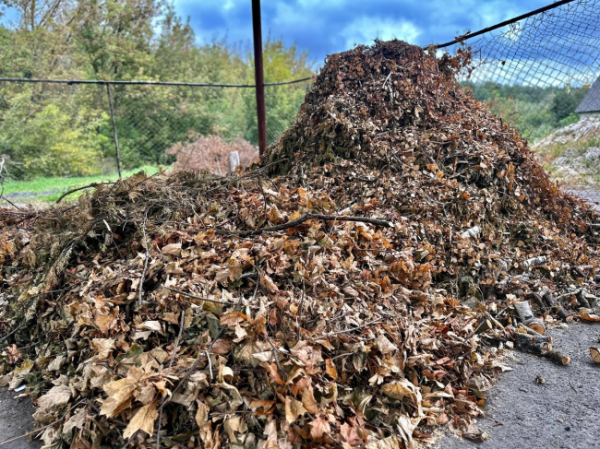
<box><xmin>580</xmin><ymin>309</ymin><xmax>600</xmax><ymax>322</ymax></box>
<box><xmin>62</xmin><ymin>409</ymin><xmax>87</xmax><ymax>436</ymax></box>
<box><xmin>260</xmin><ymin>272</ymin><xmax>279</xmax><ymax>293</ymax></box>
<box><xmin>224</xmin><ymin>415</ymin><xmax>244</xmax><ymax>444</ymax></box>
<box><xmin>376</xmin><ymin>334</ymin><xmax>398</xmax><ymax>354</ymax></box>
<box><xmin>122</xmin><ymin>403</ymin><xmax>158</xmax><ymax>439</ymax></box>
<box><xmin>397</xmin><ymin>415</ymin><xmax>421</xmax><ymax>449</ymax></box>
<box><xmin>8</xmin><ymin>360</ymin><xmax>33</xmax><ymax>390</ymax></box>
<box><xmin>37</xmin><ymin>385</ymin><xmax>71</xmax><ymax>412</ymax></box>
<box><xmin>249</xmin><ymin>399</ymin><xmax>275</xmax><ymax>416</ymax></box>
<box><xmin>325</xmin><ymin>359</ymin><xmax>338</xmax><ymax>380</ymax></box>
<box><xmin>90</xmin><ymin>338</ymin><xmax>115</xmax><ymax>360</ymax></box>
<box><xmin>284</xmin><ymin>396</ymin><xmax>306</xmax><ymax>424</ymax></box>
<box><xmin>100</xmin><ymin>377</ymin><xmax>138</xmax><ymax>418</ymax></box>
<box><xmin>263</xmin><ymin>419</ymin><xmax>279</xmax><ymax>449</ymax></box>
<box><xmin>138</xmin><ymin>320</ymin><xmax>164</xmax><ymax>334</ymax></box>
<box><xmin>195</xmin><ymin>401</ymin><xmax>209</xmax><ymax>427</ymax></box>
<box><xmin>366</xmin><ymin>435</ymin><xmax>402</xmax><ymax>448</ymax></box>
<box><xmin>310</xmin><ymin>416</ymin><xmax>331</xmax><ymax>439</ymax></box>
<box><xmin>381</xmin><ymin>378</ymin><xmax>420</xmax><ymax>402</ymax></box>
<box><xmin>301</xmin><ymin>387</ymin><xmax>320</xmax><ymax>414</ymax></box>
<box><xmin>161</xmin><ymin>242</ymin><xmax>182</xmax><ymax>256</ymax></box>
<box><xmin>590</xmin><ymin>347</ymin><xmax>600</xmax><ymax>364</ymax></box>
<box><xmin>6</xmin><ymin>344</ymin><xmax>22</xmax><ymax>365</ymax></box>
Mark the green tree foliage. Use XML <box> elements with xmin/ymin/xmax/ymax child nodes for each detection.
<box><xmin>0</xmin><ymin>92</ymin><xmax>107</xmax><ymax>177</ymax></box>
<box><xmin>464</xmin><ymin>81</ymin><xmax>590</xmax><ymax>141</ymax></box>
<box><xmin>551</xmin><ymin>88</ymin><xmax>587</xmax><ymax>123</ymax></box>
<box><xmin>0</xmin><ymin>0</ymin><xmax>314</xmax><ymax>179</ymax></box>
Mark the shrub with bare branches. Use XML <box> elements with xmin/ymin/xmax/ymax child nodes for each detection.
<box><xmin>167</xmin><ymin>135</ymin><xmax>258</xmax><ymax>175</ymax></box>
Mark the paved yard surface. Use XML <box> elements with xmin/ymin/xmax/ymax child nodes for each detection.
<box><xmin>0</xmin><ymin>388</ymin><xmax>39</xmax><ymax>448</ymax></box>
<box><xmin>438</xmin><ymin>322</ymin><xmax>600</xmax><ymax>449</ymax></box>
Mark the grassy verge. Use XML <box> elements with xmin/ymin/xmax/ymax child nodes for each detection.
<box><xmin>1</xmin><ymin>165</ymin><xmax>164</xmax><ymax>203</ymax></box>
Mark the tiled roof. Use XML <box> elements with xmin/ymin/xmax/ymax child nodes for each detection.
<box><xmin>576</xmin><ymin>77</ymin><xmax>600</xmax><ymax>113</ymax></box>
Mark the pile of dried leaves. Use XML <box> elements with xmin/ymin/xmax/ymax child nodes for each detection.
<box><xmin>1</xmin><ymin>41</ymin><xmax>600</xmax><ymax>449</ymax></box>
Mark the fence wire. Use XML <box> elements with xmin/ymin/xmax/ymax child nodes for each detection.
<box><xmin>442</xmin><ymin>0</ymin><xmax>600</xmax><ymax>200</ymax></box>
<box><xmin>0</xmin><ymin>79</ymin><xmax>311</xmax><ymax>194</ymax></box>
<box><xmin>2</xmin><ymin>0</ymin><xmax>600</xmax><ymax>204</ymax></box>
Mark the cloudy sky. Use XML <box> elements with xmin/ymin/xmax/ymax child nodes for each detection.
<box><xmin>174</xmin><ymin>0</ymin><xmax>550</xmax><ymax>64</ymax></box>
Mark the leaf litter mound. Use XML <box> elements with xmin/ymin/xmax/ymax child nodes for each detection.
<box><xmin>2</xmin><ymin>40</ymin><xmax>600</xmax><ymax>449</ymax></box>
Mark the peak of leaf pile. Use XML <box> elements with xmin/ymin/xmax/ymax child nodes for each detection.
<box><xmin>1</xmin><ymin>40</ymin><xmax>600</xmax><ymax>449</ymax></box>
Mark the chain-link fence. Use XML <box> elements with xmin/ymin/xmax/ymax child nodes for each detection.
<box><xmin>2</xmin><ymin>0</ymin><xmax>600</xmax><ymax>204</ymax></box>
<box><xmin>439</xmin><ymin>0</ymin><xmax>600</xmax><ymax>202</ymax></box>
<box><xmin>0</xmin><ymin>77</ymin><xmax>311</xmax><ymax>201</ymax></box>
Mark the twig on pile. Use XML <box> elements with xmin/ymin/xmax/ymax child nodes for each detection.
<box><xmin>158</xmin><ymin>272</ymin><xmax>259</xmax><ymax>413</ymax></box>
<box><xmin>0</xmin><ymin>421</ymin><xmax>58</xmax><ymax>446</ymax></box>
<box><xmin>296</xmin><ymin>275</ymin><xmax>306</xmax><ymax>342</ymax></box>
<box><xmin>205</xmin><ymin>350</ymin><xmax>213</xmax><ymax>379</ymax></box>
<box><xmin>576</xmin><ymin>289</ymin><xmax>592</xmax><ymax>309</ymax></box>
<box><xmin>266</xmin><ymin>333</ymin><xmax>285</xmax><ymax>376</ymax></box>
<box><xmin>221</xmin><ymin>214</ymin><xmax>393</xmax><ymax>237</ymax></box>
<box><xmin>266</xmin><ymin>323</ymin><xmax>286</xmax><ymax>379</ymax></box>
<box><xmin>56</xmin><ymin>182</ymin><xmax>114</xmax><ymax>204</ymax></box>
<box><xmin>0</xmin><ymin>186</ymin><xmax>21</xmax><ymax>210</ymax></box>
<box><xmin>382</xmin><ymin>72</ymin><xmax>392</xmax><ymax>89</ymax></box>
<box><xmin>325</xmin><ymin>318</ymin><xmax>382</xmax><ymax>337</ymax></box>
<box><xmin>164</xmin><ymin>287</ymin><xmax>237</xmax><ymax>306</ymax></box>
<box><xmin>539</xmin><ymin>289</ymin><xmax>570</xmax><ymax>320</ymax></box>
<box><xmin>553</xmin><ymin>290</ymin><xmax>579</xmax><ymax>301</ymax></box>
<box><xmin>0</xmin><ymin>321</ymin><xmax>27</xmax><ymax>344</ymax></box>
<box><xmin>256</xmin><ymin>175</ymin><xmax>268</xmax><ymax>214</ymax></box>
<box><xmin>329</xmin><ymin>352</ymin><xmax>354</xmax><ymax>361</ymax></box>
<box><xmin>523</xmin><ymin>256</ymin><xmax>547</xmax><ymax>270</ymax></box>
<box><xmin>139</xmin><ymin>209</ymin><xmax>150</xmax><ymax>306</ymax></box>
<box><xmin>156</xmin><ymin>310</ymin><xmax>186</xmax><ymax>449</ymax></box>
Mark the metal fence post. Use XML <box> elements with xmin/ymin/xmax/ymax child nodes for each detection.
<box><xmin>252</xmin><ymin>0</ymin><xmax>267</xmax><ymax>156</ymax></box>
<box><xmin>105</xmin><ymin>83</ymin><xmax>123</xmax><ymax>179</ymax></box>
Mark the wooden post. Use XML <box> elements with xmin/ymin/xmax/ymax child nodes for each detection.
<box><xmin>252</xmin><ymin>0</ymin><xmax>267</xmax><ymax>156</ymax></box>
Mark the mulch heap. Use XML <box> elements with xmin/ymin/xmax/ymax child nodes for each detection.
<box><xmin>2</xmin><ymin>40</ymin><xmax>600</xmax><ymax>449</ymax></box>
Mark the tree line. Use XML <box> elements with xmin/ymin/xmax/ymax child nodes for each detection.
<box><xmin>0</xmin><ymin>0</ymin><xmax>313</xmax><ymax>179</ymax></box>
<box><xmin>0</xmin><ymin>1</ymin><xmax>590</xmax><ymax>180</ymax></box>
<box><xmin>465</xmin><ymin>81</ymin><xmax>589</xmax><ymax>141</ymax></box>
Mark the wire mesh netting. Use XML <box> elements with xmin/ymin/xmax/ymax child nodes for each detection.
<box><xmin>2</xmin><ymin>0</ymin><xmax>600</xmax><ymax>205</ymax></box>
<box><xmin>0</xmin><ymin>79</ymin><xmax>311</xmax><ymax>202</ymax></box>
<box><xmin>442</xmin><ymin>0</ymin><xmax>600</xmax><ymax>201</ymax></box>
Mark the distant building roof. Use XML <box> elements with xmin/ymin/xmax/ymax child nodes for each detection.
<box><xmin>576</xmin><ymin>77</ymin><xmax>600</xmax><ymax>114</ymax></box>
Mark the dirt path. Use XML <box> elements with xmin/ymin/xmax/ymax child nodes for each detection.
<box><xmin>438</xmin><ymin>322</ymin><xmax>600</xmax><ymax>449</ymax></box>
<box><xmin>1</xmin><ymin>323</ymin><xmax>599</xmax><ymax>448</ymax></box>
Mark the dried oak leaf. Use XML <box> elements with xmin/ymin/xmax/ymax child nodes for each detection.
<box><xmin>123</xmin><ymin>403</ymin><xmax>158</xmax><ymax>439</ymax></box>
<box><xmin>310</xmin><ymin>416</ymin><xmax>331</xmax><ymax>439</ymax></box>
<box><xmin>37</xmin><ymin>384</ymin><xmax>71</xmax><ymax>412</ymax></box>
<box><xmin>285</xmin><ymin>396</ymin><xmax>306</xmax><ymax>424</ymax></box>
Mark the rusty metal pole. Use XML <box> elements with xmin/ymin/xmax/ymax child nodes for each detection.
<box><xmin>252</xmin><ymin>0</ymin><xmax>267</xmax><ymax>156</ymax></box>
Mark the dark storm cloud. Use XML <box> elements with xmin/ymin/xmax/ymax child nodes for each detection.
<box><xmin>174</xmin><ymin>0</ymin><xmax>549</xmax><ymax>64</ymax></box>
